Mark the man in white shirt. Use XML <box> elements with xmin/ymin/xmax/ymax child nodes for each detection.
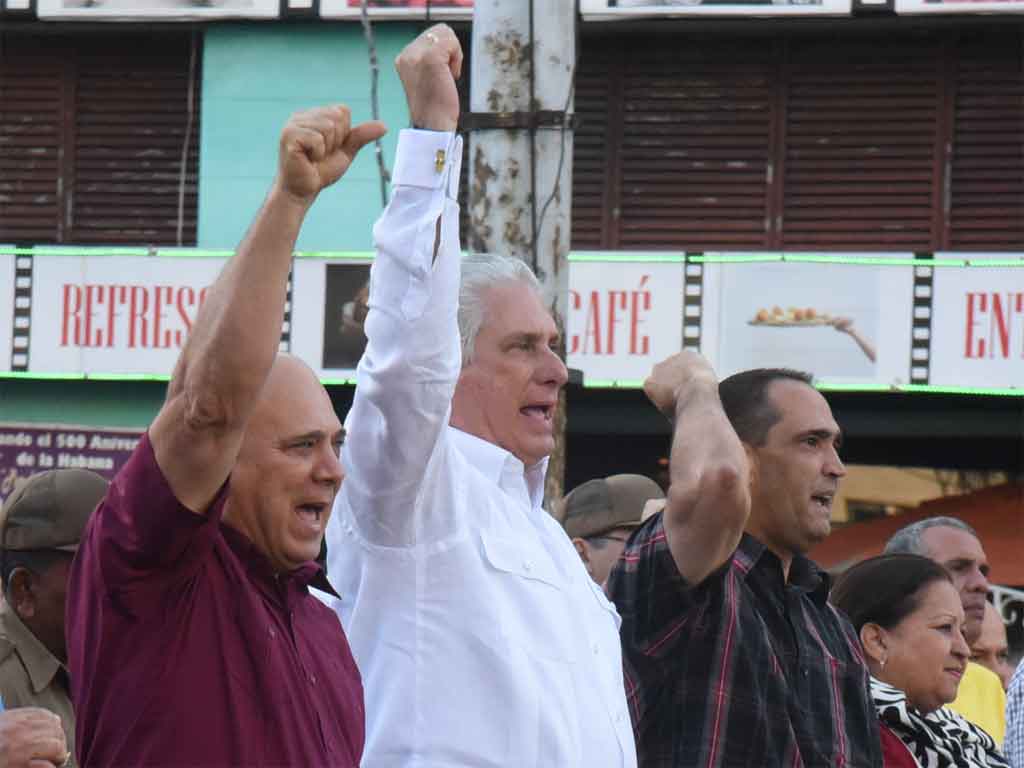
<box><xmin>323</xmin><ymin>25</ymin><xmax>637</xmax><ymax>768</ymax></box>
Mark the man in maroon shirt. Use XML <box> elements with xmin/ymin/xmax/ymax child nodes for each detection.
<box><xmin>65</xmin><ymin>106</ymin><xmax>386</xmax><ymax>767</ymax></box>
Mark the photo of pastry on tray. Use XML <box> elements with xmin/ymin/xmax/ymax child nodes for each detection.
<box><xmin>749</xmin><ymin>306</ymin><xmax>832</xmax><ymax>326</ymax></box>
<box><xmin>748</xmin><ymin>306</ymin><xmax>877</xmax><ymax>362</ymax></box>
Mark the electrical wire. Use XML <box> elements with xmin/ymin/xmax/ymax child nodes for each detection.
<box><xmin>360</xmin><ymin>0</ymin><xmax>390</xmax><ymax>208</ymax></box>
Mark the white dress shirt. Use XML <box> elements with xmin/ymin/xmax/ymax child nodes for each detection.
<box><xmin>323</xmin><ymin>129</ymin><xmax>637</xmax><ymax>768</ymax></box>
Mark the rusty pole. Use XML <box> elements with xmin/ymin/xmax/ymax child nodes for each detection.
<box><xmin>468</xmin><ymin>0</ymin><xmax>576</xmax><ymax>511</ymax></box>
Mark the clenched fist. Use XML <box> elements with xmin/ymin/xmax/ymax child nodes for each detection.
<box><xmin>274</xmin><ymin>105</ymin><xmax>387</xmax><ymax>207</ymax></box>
<box><xmin>396</xmin><ymin>24</ymin><xmax>462</xmax><ymax>132</ymax></box>
<box><xmin>644</xmin><ymin>351</ymin><xmax>719</xmax><ymax>420</ymax></box>
<box><xmin>0</xmin><ymin>708</ymin><xmax>68</xmax><ymax>768</ymax></box>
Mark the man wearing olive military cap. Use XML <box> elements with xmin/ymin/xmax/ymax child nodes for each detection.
<box><xmin>0</xmin><ymin>469</ymin><xmax>108</xmax><ymax>768</ymax></box>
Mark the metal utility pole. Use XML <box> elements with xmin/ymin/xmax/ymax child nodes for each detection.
<box><xmin>467</xmin><ymin>0</ymin><xmax>576</xmax><ymax>509</ymax></box>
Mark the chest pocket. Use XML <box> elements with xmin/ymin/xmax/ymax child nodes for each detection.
<box><xmin>480</xmin><ymin>531</ymin><xmax>577</xmax><ymax>663</ymax></box>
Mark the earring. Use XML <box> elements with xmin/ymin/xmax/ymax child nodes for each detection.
<box><xmin>880</xmin><ymin>657</ymin><xmax>887</xmax><ymax>670</ymax></box>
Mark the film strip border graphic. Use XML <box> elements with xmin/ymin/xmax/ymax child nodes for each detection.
<box><xmin>910</xmin><ymin>254</ymin><xmax>934</xmax><ymax>385</ymax></box>
<box><xmin>280</xmin><ymin>267</ymin><xmax>293</xmax><ymax>353</ymax></box>
<box><xmin>683</xmin><ymin>253</ymin><xmax>703</xmax><ymax>351</ymax></box>
<box><xmin>10</xmin><ymin>255</ymin><xmax>32</xmax><ymax>372</ymax></box>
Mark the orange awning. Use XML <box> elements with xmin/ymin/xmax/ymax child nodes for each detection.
<box><xmin>809</xmin><ymin>484</ymin><xmax>1024</xmax><ymax>584</ymax></box>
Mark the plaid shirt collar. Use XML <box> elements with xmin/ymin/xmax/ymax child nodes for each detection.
<box><xmin>734</xmin><ymin>533</ymin><xmax>831</xmax><ymax>606</ymax></box>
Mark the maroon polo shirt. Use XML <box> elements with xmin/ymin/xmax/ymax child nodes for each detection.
<box><xmin>66</xmin><ymin>432</ymin><xmax>364</xmax><ymax>767</ymax></box>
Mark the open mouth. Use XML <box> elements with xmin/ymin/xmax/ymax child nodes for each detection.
<box><xmin>296</xmin><ymin>503</ymin><xmax>327</xmax><ymax>531</ymax></box>
<box><xmin>810</xmin><ymin>492</ymin><xmax>834</xmax><ymax>512</ymax></box>
<box><xmin>520</xmin><ymin>404</ymin><xmax>554</xmax><ymax>423</ymax></box>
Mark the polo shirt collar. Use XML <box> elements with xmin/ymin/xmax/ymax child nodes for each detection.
<box><xmin>219</xmin><ymin>523</ymin><xmax>340</xmax><ymax>601</ymax></box>
<box><xmin>0</xmin><ymin>599</ymin><xmax>63</xmax><ymax>694</ymax></box>
<box><xmin>449</xmin><ymin>427</ymin><xmax>548</xmax><ymax>510</ymax></box>
<box><xmin>737</xmin><ymin>533</ymin><xmax>830</xmax><ymax>605</ymax></box>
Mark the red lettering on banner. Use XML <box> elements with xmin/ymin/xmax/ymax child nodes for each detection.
<box><xmin>964</xmin><ymin>292</ymin><xmax>1024</xmax><ymax>360</ymax></box>
<box><xmin>107</xmin><ymin>286</ymin><xmax>126</xmax><ymax>348</ymax></box>
<box><xmin>175</xmin><ymin>287</ymin><xmax>196</xmax><ymax>348</ymax></box>
<box><xmin>129</xmin><ymin>287</ymin><xmax>149</xmax><ymax>348</ymax></box>
<box><xmin>570</xmin><ymin>277</ymin><xmax>654</xmax><ymax>357</ymax></box>
<box><xmin>152</xmin><ymin>286</ymin><xmax>172</xmax><ymax>349</ymax></box>
<box><xmin>630</xmin><ymin>275</ymin><xmax>651</xmax><ymax>355</ymax></box>
<box><xmin>62</xmin><ymin>285</ymin><xmax>83</xmax><ymax>346</ymax></box>
<box><xmin>57</xmin><ymin>283</ymin><xmax>210</xmax><ymax>351</ymax></box>
<box><xmin>84</xmin><ymin>285</ymin><xmax>103</xmax><ymax>347</ymax></box>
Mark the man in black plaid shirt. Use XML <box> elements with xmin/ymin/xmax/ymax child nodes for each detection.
<box><xmin>606</xmin><ymin>355</ymin><xmax>881</xmax><ymax>768</ymax></box>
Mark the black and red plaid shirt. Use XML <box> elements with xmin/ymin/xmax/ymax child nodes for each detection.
<box><xmin>607</xmin><ymin>516</ymin><xmax>881</xmax><ymax>768</ymax></box>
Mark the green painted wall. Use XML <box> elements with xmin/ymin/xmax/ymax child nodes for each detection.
<box><xmin>197</xmin><ymin>24</ymin><xmax>418</xmax><ymax>250</ymax></box>
<box><xmin>0</xmin><ymin>380</ymin><xmax>166</xmax><ymax>428</ymax></box>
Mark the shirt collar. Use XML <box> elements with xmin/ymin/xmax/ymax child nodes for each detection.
<box><xmin>736</xmin><ymin>533</ymin><xmax>829</xmax><ymax>604</ymax></box>
<box><xmin>219</xmin><ymin>523</ymin><xmax>340</xmax><ymax>601</ymax></box>
<box><xmin>449</xmin><ymin>427</ymin><xmax>549</xmax><ymax>510</ymax></box>
<box><xmin>0</xmin><ymin>599</ymin><xmax>63</xmax><ymax>694</ymax></box>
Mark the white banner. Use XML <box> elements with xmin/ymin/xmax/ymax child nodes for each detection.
<box><xmin>700</xmin><ymin>254</ymin><xmax>915</xmax><ymax>386</ymax></box>
<box><xmin>6</xmin><ymin>250</ymin><xmax>1024</xmax><ymax>392</ymax></box>
<box><xmin>895</xmin><ymin>0</ymin><xmax>1024</xmax><ymax>12</ymax></box>
<box><xmin>930</xmin><ymin>254</ymin><xmax>1024</xmax><ymax>388</ymax></box>
<box><xmin>318</xmin><ymin>0</ymin><xmax>473</xmax><ymax>19</ymax></box>
<box><xmin>28</xmin><ymin>256</ymin><xmax>225</xmax><ymax>375</ymax></box>
<box><xmin>36</xmin><ymin>0</ymin><xmax>278</xmax><ymax>19</ymax></box>
<box><xmin>566</xmin><ymin>260</ymin><xmax>684</xmax><ymax>384</ymax></box>
<box><xmin>581</xmin><ymin>0</ymin><xmax>851</xmax><ymax>19</ymax></box>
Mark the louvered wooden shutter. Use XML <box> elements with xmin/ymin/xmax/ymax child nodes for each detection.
<box><xmin>0</xmin><ymin>37</ymin><xmax>65</xmax><ymax>243</ymax></box>
<box><xmin>781</xmin><ymin>34</ymin><xmax>942</xmax><ymax>251</ymax></box>
<box><xmin>0</xmin><ymin>32</ymin><xmax>199</xmax><ymax>246</ymax></box>
<box><xmin>571</xmin><ymin>42</ymin><xmax>615</xmax><ymax>249</ymax></box>
<box><xmin>948</xmin><ymin>29</ymin><xmax>1024</xmax><ymax>251</ymax></box>
<box><xmin>69</xmin><ymin>35</ymin><xmax>200</xmax><ymax>245</ymax></box>
<box><xmin>616</xmin><ymin>38</ymin><xmax>774</xmax><ymax>250</ymax></box>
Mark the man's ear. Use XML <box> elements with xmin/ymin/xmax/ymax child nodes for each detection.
<box><xmin>742</xmin><ymin>442</ymin><xmax>759</xmax><ymax>489</ymax></box>
<box><xmin>7</xmin><ymin>567</ymin><xmax>36</xmax><ymax>621</ymax></box>
<box><xmin>859</xmin><ymin>622</ymin><xmax>888</xmax><ymax>666</ymax></box>
<box><xmin>572</xmin><ymin>538</ymin><xmax>593</xmax><ymax>575</ymax></box>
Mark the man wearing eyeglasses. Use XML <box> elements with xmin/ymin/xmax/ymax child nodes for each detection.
<box><xmin>561</xmin><ymin>474</ymin><xmax>665</xmax><ymax>588</ymax></box>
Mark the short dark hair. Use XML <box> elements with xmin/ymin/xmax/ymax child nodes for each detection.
<box><xmin>830</xmin><ymin>553</ymin><xmax>952</xmax><ymax>633</ymax></box>
<box><xmin>718</xmin><ymin>368</ymin><xmax>814</xmax><ymax>446</ymax></box>
<box><xmin>0</xmin><ymin>549</ymin><xmax>72</xmax><ymax>594</ymax></box>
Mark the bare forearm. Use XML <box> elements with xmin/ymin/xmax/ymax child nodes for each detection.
<box><xmin>664</xmin><ymin>380</ymin><xmax>750</xmax><ymax>583</ymax></box>
<box><xmin>169</xmin><ymin>185</ymin><xmax>306</xmax><ymax>425</ymax></box>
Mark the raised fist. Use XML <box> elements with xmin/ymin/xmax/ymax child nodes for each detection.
<box><xmin>644</xmin><ymin>351</ymin><xmax>718</xmax><ymax>419</ymax></box>
<box><xmin>395</xmin><ymin>24</ymin><xmax>462</xmax><ymax>132</ymax></box>
<box><xmin>275</xmin><ymin>105</ymin><xmax>387</xmax><ymax>206</ymax></box>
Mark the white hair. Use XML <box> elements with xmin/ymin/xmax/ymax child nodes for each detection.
<box><xmin>459</xmin><ymin>253</ymin><xmax>541</xmax><ymax>365</ymax></box>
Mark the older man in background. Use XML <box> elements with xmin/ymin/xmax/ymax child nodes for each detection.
<box><xmin>0</xmin><ymin>469</ymin><xmax>108</xmax><ymax>768</ymax></box>
<box><xmin>562</xmin><ymin>474</ymin><xmax>664</xmax><ymax>587</ymax></box>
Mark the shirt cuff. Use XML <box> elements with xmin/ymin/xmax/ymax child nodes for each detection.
<box><xmin>391</xmin><ymin>129</ymin><xmax>462</xmax><ymax>199</ymax></box>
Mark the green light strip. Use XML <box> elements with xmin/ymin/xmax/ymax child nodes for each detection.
<box><xmin>294</xmin><ymin>252</ymin><xmax>374</xmax><ymax>261</ymax></box>
<box><xmin>0</xmin><ymin>371</ymin><xmax>362</xmax><ymax>386</ymax></box>
<box><xmin>0</xmin><ymin>371</ymin><xmax>171</xmax><ymax>382</ymax></box>
<box><xmin>582</xmin><ymin>380</ymin><xmax>645</xmax><ymax>389</ymax></box>
<box><xmin>567</xmin><ymin>252</ymin><xmax>687</xmax><ymax>263</ymax></box>
<box><xmin>691</xmin><ymin>254</ymin><xmax>1024</xmax><ymax>268</ymax></box>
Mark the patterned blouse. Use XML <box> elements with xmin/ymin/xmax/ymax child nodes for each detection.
<box><xmin>872</xmin><ymin>677</ymin><xmax>1009</xmax><ymax>768</ymax></box>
